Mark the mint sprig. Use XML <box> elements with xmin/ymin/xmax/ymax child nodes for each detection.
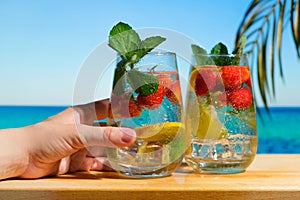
<box><xmin>210</xmin><ymin>42</ymin><xmax>228</xmax><ymax>55</ymax></box>
<box><xmin>127</xmin><ymin>69</ymin><xmax>159</xmax><ymax>95</ymax></box>
<box><xmin>192</xmin><ymin>37</ymin><xmax>247</xmax><ymax>66</ymax></box>
<box><xmin>191</xmin><ymin>44</ymin><xmax>207</xmax><ymax>55</ymax></box>
<box><xmin>108</xmin><ymin>22</ymin><xmax>166</xmax><ymax>95</ymax></box>
<box><xmin>210</xmin><ymin>42</ymin><xmax>231</xmax><ymax>65</ymax></box>
<box><xmin>109</xmin><ymin>22</ymin><xmax>141</xmax><ymax>62</ymax></box>
<box><xmin>191</xmin><ymin>44</ymin><xmax>212</xmax><ymax>65</ymax></box>
<box><xmin>109</xmin><ymin>22</ymin><xmax>166</xmax><ymax>67</ymax></box>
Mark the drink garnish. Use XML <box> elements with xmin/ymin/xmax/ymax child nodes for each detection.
<box><xmin>196</xmin><ymin>105</ymin><xmax>228</xmax><ymax>139</ymax></box>
<box><xmin>135</xmin><ymin>122</ymin><xmax>185</xmax><ymax>143</ymax></box>
<box><xmin>108</xmin><ymin>22</ymin><xmax>166</xmax><ymax>95</ymax></box>
<box><xmin>189</xmin><ymin>38</ymin><xmax>254</xmax><ymax>139</ymax></box>
<box><xmin>191</xmin><ymin>37</ymin><xmax>246</xmax><ymax>66</ymax></box>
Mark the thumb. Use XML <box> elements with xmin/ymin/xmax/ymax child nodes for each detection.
<box><xmin>77</xmin><ymin>124</ymin><xmax>136</xmax><ymax>148</ymax></box>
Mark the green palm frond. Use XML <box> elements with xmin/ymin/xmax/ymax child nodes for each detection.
<box><xmin>291</xmin><ymin>0</ymin><xmax>300</xmax><ymax>57</ymax></box>
<box><xmin>235</xmin><ymin>0</ymin><xmax>300</xmax><ymax>108</ymax></box>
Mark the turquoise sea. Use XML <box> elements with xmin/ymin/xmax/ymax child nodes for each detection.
<box><xmin>256</xmin><ymin>107</ymin><xmax>300</xmax><ymax>153</ymax></box>
<box><xmin>0</xmin><ymin>106</ymin><xmax>299</xmax><ymax>154</ymax></box>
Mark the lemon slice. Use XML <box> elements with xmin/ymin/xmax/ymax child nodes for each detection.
<box><xmin>188</xmin><ymin>67</ymin><xmax>200</xmax><ymax>89</ymax></box>
<box><xmin>135</xmin><ymin>122</ymin><xmax>185</xmax><ymax>143</ymax></box>
<box><xmin>195</xmin><ymin>105</ymin><xmax>228</xmax><ymax>139</ymax></box>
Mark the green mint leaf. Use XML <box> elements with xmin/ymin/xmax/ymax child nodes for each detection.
<box><xmin>108</xmin><ymin>22</ymin><xmax>141</xmax><ymax>60</ymax></box>
<box><xmin>231</xmin><ymin>36</ymin><xmax>247</xmax><ymax>65</ymax></box>
<box><xmin>210</xmin><ymin>42</ymin><xmax>229</xmax><ymax>55</ymax></box>
<box><xmin>108</xmin><ymin>22</ymin><xmax>166</xmax><ymax>96</ymax></box>
<box><xmin>210</xmin><ymin>42</ymin><xmax>231</xmax><ymax>66</ymax></box>
<box><xmin>129</xmin><ymin>36</ymin><xmax>166</xmax><ymax>68</ymax></box>
<box><xmin>191</xmin><ymin>44</ymin><xmax>214</xmax><ymax>65</ymax></box>
<box><xmin>191</xmin><ymin>44</ymin><xmax>207</xmax><ymax>55</ymax></box>
<box><xmin>140</xmin><ymin>36</ymin><xmax>166</xmax><ymax>53</ymax></box>
<box><xmin>109</xmin><ymin>22</ymin><xmax>132</xmax><ymax>36</ymax></box>
<box><xmin>127</xmin><ymin>69</ymin><xmax>159</xmax><ymax>95</ymax></box>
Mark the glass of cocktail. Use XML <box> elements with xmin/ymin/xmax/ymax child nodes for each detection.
<box><xmin>106</xmin><ymin>51</ymin><xmax>187</xmax><ymax>178</ymax></box>
<box><xmin>184</xmin><ymin>53</ymin><xmax>258</xmax><ymax>173</ymax></box>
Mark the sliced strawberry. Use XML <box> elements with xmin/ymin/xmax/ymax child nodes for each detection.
<box><xmin>229</xmin><ymin>87</ymin><xmax>253</xmax><ymax>109</ymax></box>
<box><xmin>109</xmin><ymin>94</ymin><xmax>142</xmax><ymax>118</ymax></box>
<box><xmin>221</xmin><ymin>66</ymin><xmax>250</xmax><ymax>90</ymax></box>
<box><xmin>195</xmin><ymin>67</ymin><xmax>219</xmax><ymax>96</ymax></box>
<box><xmin>128</xmin><ymin>100</ymin><xmax>142</xmax><ymax>117</ymax></box>
<box><xmin>217</xmin><ymin>91</ymin><xmax>231</xmax><ymax>107</ymax></box>
<box><xmin>166</xmin><ymin>80</ymin><xmax>181</xmax><ymax>103</ymax></box>
<box><xmin>195</xmin><ymin>74</ymin><xmax>208</xmax><ymax>96</ymax></box>
<box><xmin>137</xmin><ymin>85</ymin><xmax>165</xmax><ymax>110</ymax></box>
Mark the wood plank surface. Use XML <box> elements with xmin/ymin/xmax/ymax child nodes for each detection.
<box><xmin>0</xmin><ymin>154</ymin><xmax>300</xmax><ymax>200</ymax></box>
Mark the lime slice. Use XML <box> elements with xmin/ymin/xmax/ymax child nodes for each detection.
<box><xmin>195</xmin><ymin>105</ymin><xmax>228</xmax><ymax>139</ymax></box>
<box><xmin>135</xmin><ymin>122</ymin><xmax>185</xmax><ymax>143</ymax></box>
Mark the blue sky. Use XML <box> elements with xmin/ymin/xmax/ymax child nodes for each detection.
<box><xmin>0</xmin><ymin>0</ymin><xmax>299</xmax><ymax>106</ymax></box>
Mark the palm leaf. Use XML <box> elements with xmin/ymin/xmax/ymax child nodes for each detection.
<box><xmin>236</xmin><ymin>0</ymin><xmax>262</xmax><ymax>43</ymax></box>
<box><xmin>270</xmin><ymin>12</ymin><xmax>276</xmax><ymax>96</ymax></box>
<box><xmin>290</xmin><ymin>0</ymin><xmax>300</xmax><ymax>57</ymax></box>
<box><xmin>297</xmin><ymin>0</ymin><xmax>300</xmax><ymax>54</ymax></box>
<box><xmin>277</xmin><ymin>0</ymin><xmax>285</xmax><ymax>80</ymax></box>
<box><xmin>236</xmin><ymin>1</ymin><xmax>273</xmax><ymax>44</ymax></box>
<box><xmin>235</xmin><ymin>0</ymin><xmax>300</xmax><ymax>109</ymax></box>
<box><xmin>257</xmin><ymin>38</ymin><xmax>268</xmax><ymax>107</ymax></box>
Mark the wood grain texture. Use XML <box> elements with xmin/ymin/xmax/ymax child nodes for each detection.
<box><xmin>0</xmin><ymin>154</ymin><xmax>300</xmax><ymax>200</ymax></box>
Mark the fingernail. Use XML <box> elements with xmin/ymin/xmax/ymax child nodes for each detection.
<box><xmin>121</xmin><ymin>128</ymin><xmax>136</xmax><ymax>143</ymax></box>
<box><xmin>91</xmin><ymin>161</ymin><xmax>98</xmax><ymax>170</ymax></box>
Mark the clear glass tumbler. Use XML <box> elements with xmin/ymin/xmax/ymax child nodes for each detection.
<box><xmin>106</xmin><ymin>52</ymin><xmax>187</xmax><ymax>178</ymax></box>
<box><xmin>184</xmin><ymin>54</ymin><xmax>257</xmax><ymax>173</ymax></box>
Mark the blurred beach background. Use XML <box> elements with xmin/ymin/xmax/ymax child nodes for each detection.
<box><xmin>0</xmin><ymin>0</ymin><xmax>299</xmax><ymax>153</ymax></box>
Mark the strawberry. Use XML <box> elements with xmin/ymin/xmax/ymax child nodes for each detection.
<box><xmin>221</xmin><ymin>66</ymin><xmax>250</xmax><ymax>90</ymax></box>
<box><xmin>109</xmin><ymin>94</ymin><xmax>142</xmax><ymax>118</ymax></box>
<box><xmin>245</xmin><ymin>76</ymin><xmax>252</xmax><ymax>88</ymax></box>
<box><xmin>128</xmin><ymin>100</ymin><xmax>142</xmax><ymax>117</ymax></box>
<box><xmin>195</xmin><ymin>74</ymin><xmax>207</xmax><ymax>96</ymax></box>
<box><xmin>137</xmin><ymin>85</ymin><xmax>165</xmax><ymax>110</ymax></box>
<box><xmin>217</xmin><ymin>91</ymin><xmax>231</xmax><ymax>107</ymax></box>
<box><xmin>229</xmin><ymin>87</ymin><xmax>253</xmax><ymax>109</ymax></box>
<box><xmin>195</xmin><ymin>67</ymin><xmax>218</xmax><ymax>96</ymax></box>
<box><xmin>241</xmin><ymin>67</ymin><xmax>250</xmax><ymax>82</ymax></box>
<box><xmin>166</xmin><ymin>80</ymin><xmax>181</xmax><ymax>103</ymax></box>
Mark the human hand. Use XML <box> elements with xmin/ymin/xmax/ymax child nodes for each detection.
<box><xmin>18</xmin><ymin>99</ymin><xmax>136</xmax><ymax>179</ymax></box>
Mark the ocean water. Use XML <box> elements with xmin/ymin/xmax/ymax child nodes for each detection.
<box><xmin>256</xmin><ymin>107</ymin><xmax>300</xmax><ymax>154</ymax></box>
<box><xmin>0</xmin><ymin>106</ymin><xmax>67</xmax><ymax>129</ymax></box>
<box><xmin>0</xmin><ymin>106</ymin><xmax>299</xmax><ymax>153</ymax></box>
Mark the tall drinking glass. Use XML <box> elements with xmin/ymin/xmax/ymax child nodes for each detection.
<box><xmin>106</xmin><ymin>52</ymin><xmax>187</xmax><ymax>178</ymax></box>
<box><xmin>184</xmin><ymin>54</ymin><xmax>257</xmax><ymax>173</ymax></box>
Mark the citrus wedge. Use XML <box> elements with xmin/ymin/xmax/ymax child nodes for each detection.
<box><xmin>188</xmin><ymin>67</ymin><xmax>200</xmax><ymax>89</ymax></box>
<box><xmin>195</xmin><ymin>105</ymin><xmax>228</xmax><ymax>139</ymax></box>
<box><xmin>135</xmin><ymin>122</ymin><xmax>185</xmax><ymax>143</ymax></box>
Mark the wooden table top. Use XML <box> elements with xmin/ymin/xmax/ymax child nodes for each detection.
<box><xmin>0</xmin><ymin>154</ymin><xmax>300</xmax><ymax>200</ymax></box>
